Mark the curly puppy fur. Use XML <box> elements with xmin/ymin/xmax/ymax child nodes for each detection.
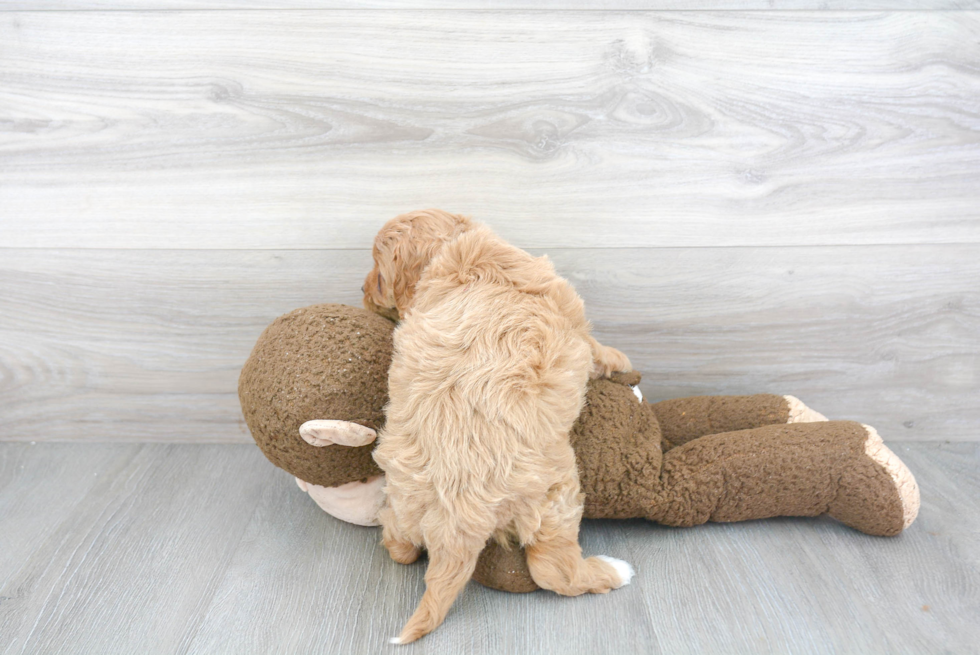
<box><xmin>363</xmin><ymin>209</ymin><xmax>633</xmax><ymax>644</ymax></box>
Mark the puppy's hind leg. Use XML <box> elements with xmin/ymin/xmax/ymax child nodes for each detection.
<box><xmin>390</xmin><ymin>539</ymin><xmax>484</xmax><ymax>645</ymax></box>
<box><xmin>526</xmin><ymin>513</ymin><xmax>634</xmax><ymax>596</ymax></box>
<box><xmin>380</xmin><ymin>507</ymin><xmax>421</xmax><ymax>565</ymax></box>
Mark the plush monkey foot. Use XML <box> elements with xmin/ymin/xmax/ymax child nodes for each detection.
<box><xmin>784</xmin><ymin>395</ymin><xmax>829</xmax><ymax>423</ymax></box>
<box><xmin>828</xmin><ymin>424</ymin><xmax>920</xmax><ymax>537</ymax></box>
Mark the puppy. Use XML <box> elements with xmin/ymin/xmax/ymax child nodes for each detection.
<box><xmin>363</xmin><ymin>209</ymin><xmax>634</xmax><ymax>644</ymax></box>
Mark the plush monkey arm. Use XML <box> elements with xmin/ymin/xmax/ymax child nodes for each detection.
<box><xmin>650</xmin><ymin>394</ymin><xmax>827</xmax><ymax>451</ymax></box>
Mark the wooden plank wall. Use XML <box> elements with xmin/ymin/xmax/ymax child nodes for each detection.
<box><xmin>1</xmin><ymin>5</ymin><xmax>978</xmax><ymax>442</ymax></box>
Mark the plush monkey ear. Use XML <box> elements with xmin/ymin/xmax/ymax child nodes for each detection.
<box><xmin>299</xmin><ymin>420</ymin><xmax>378</xmax><ymax>447</ymax></box>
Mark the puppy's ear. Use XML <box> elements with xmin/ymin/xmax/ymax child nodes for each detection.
<box><xmin>386</xmin><ymin>243</ymin><xmax>427</xmax><ymax>316</ymax></box>
<box><xmin>371</xmin><ymin>209</ymin><xmax>475</xmax><ymax>317</ymax></box>
<box><xmin>362</xmin><ymin>266</ymin><xmax>400</xmax><ymax>321</ymax></box>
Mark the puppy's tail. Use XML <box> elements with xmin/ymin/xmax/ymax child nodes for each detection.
<box><xmin>390</xmin><ymin>541</ymin><xmax>483</xmax><ymax>645</ymax></box>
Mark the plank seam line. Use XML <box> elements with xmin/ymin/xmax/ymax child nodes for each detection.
<box><xmin>3</xmin><ymin>7</ymin><xmax>980</xmax><ymax>12</ymax></box>
<box><xmin>2</xmin><ymin>243</ymin><xmax>979</xmax><ymax>253</ymax></box>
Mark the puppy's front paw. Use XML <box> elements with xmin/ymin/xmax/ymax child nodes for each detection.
<box><xmin>592</xmin><ymin>345</ymin><xmax>632</xmax><ymax>379</ymax></box>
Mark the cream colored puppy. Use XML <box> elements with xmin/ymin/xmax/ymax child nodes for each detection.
<box><xmin>363</xmin><ymin>209</ymin><xmax>634</xmax><ymax>644</ymax></box>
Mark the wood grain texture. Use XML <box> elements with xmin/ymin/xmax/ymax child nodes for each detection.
<box><xmin>0</xmin><ymin>245</ymin><xmax>976</xmax><ymax>442</ymax></box>
<box><xmin>0</xmin><ymin>441</ymin><xmax>976</xmax><ymax>654</ymax></box>
<box><xmin>3</xmin><ymin>2</ymin><xmax>980</xmax><ymax>10</ymax></box>
<box><xmin>2</xmin><ymin>11</ymin><xmax>979</xmax><ymax>249</ymax></box>
<box><xmin>0</xmin><ymin>443</ymin><xmax>275</xmax><ymax>655</ymax></box>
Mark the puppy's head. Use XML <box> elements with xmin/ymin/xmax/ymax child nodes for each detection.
<box><xmin>363</xmin><ymin>209</ymin><xmax>473</xmax><ymax>320</ymax></box>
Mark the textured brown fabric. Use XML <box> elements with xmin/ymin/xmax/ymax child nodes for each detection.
<box><xmin>473</xmin><ymin>539</ymin><xmax>539</xmax><ymax>593</ymax></box>
<box><xmin>829</xmin><ymin>432</ymin><xmax>910</xmax><ymax>537</ymax></box>
<box><xmin>650</xmin><ymin>420</ymin><xmax>907</xmax><ymax>536</ymax></box>
<box><xmin>651</xmin><ymin>394</ymin><xmax>791</xmax><ymax>450</ymax></box>
<box><xmin>608</xmin><ymin>370</ymin><xmax>642</xmax><ymax>387</ymax></box>
<box><xmin>472</xmin><ymin>420</ymin><xmax>912</xmax><ymax>591</ymax></box>
<box><xmin>571</xmin><ymin>376</ymin><xmax>662</xmax><ymax>520</ymax></box>
<box><xmin>239</xmin><ymin>304</ymin><xmax>394</xmax><ymax>488</ymax></box>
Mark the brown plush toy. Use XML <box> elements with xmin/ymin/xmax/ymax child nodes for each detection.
<box><xmin>239</xmin><ymin>304</ymin><xmax>920</xmax><ymax>593</ymax></box>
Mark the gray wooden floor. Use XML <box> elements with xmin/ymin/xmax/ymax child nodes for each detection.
<box><xmin>0</xmin><ymin>441</ymin><xmax>977</xmax><ymax>655</ymax></box>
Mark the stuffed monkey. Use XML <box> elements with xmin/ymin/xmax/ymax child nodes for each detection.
<box><xmin>239</xmin><ymin>305</ymin><xmax>919</xmax><ymax>592</ymax></box>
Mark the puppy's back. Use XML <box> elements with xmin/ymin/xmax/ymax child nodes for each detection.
<box><xmin>387</xmin><ymin>226</ymin><xmax>593</xmax><ymax>446</ymax></box>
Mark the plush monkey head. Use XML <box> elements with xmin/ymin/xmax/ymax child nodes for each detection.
<box><xmin>239</xmin><ymin>304</ymin><xmax>396</xmax><ymax>488</ymax></box>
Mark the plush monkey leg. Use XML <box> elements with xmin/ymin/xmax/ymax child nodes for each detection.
<box><xmin>471</xmin><ymin>421</ymin><xmax>920</xmax><ymax>593</ymax></box>
<box><xmin>650</xmin><ymin>421</ymin><xmax>919</xmax><ymax>536</ymax></box>
<box><xmin>650</xmin><ymin>394</ymin><xmax>827</xmax><ymax>451</ymax></box>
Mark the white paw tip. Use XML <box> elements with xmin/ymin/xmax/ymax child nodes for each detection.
<box><xmin>388</xmin><ymin>637</ymin><xmax>402</xmax><ymax>645</ymax></box>
<box><xmin>597</xmin><ymin>555</ymin><xmax>635</xmax><ymax>587</ymax></box>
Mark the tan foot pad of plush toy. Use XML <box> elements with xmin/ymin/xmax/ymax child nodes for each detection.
<box><xmin>239</xmin><ymin>304</ymin><xmax>920</xmax><ymax>594</ymax></box>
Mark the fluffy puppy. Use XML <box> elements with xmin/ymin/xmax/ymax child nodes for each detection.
<box><xmin>364</xmin><ymin>209</ymin><xmax>634</xmax><ymax>644</ymax></box>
